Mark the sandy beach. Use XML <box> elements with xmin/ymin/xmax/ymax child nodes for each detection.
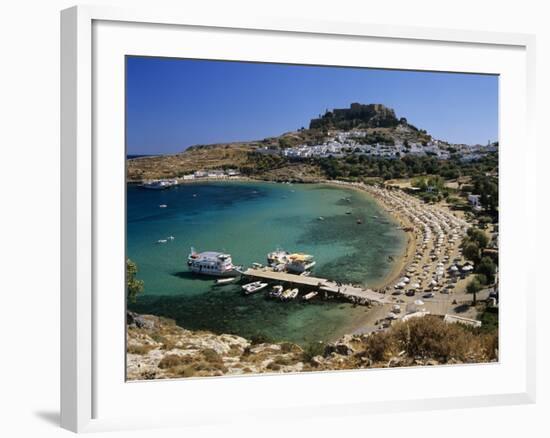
<box><xmin>323</xmin><ymin>180</ymin><xmax>482</xmax><ymax>334</ymax></box>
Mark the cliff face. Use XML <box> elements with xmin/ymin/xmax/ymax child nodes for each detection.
<box><xmin>126</xmin><ymin>312</ymin><xmax>498</xmax><ymax>381</ymax></box>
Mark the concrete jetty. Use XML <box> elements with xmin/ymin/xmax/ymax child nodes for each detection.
<box><xmin>242</xmin><ymin>268</ymin><xmax>390</xmax><ymax>304</ymax></box>
<box><xmin>242</xmin><ymin>268</ymin><xmax>328</xmax><ymax>287</ymax></box>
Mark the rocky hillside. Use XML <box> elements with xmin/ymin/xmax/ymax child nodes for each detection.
<box><xmin>127</xmin><ymin>103</ymin><xmax>434</xmax><ymax>181</ymax></box>
<box><xmin>308</xmin><ymin>103</ymin><xmax>433</xmax><ymax>145</ymax></box>
<box><xmin>310</xmin><ymin>103</ymin><xmax>400</xmax><ymax>130</ymax></box>
<box><xmin>127</xmin><ymin>312</ymin><xmax>498</xmax><ymax>381</ymax></box>
<box><xmin>127</xmin><ymin>142</ymin><xmax>257</xmax><ymax>182</ymax></box>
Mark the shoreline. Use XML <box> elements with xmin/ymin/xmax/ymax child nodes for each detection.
<box><xmin>127</xmin><ymin>176</ymin><xmax>474</xmax><ymax>338</ymax></box>
<box><xmin>319</xmin><ymin>180</ymin><xmax>417</xmax><ymax>291</ymax></box>
<box><xmin>315</xmin><ymin>179</ymin><xmax>473</xmax><ymax>335</ymax></box>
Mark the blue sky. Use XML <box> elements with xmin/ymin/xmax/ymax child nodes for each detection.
<box><xmin>126</xmin><ymin>57</ymin><xmax>498</xmax><ymax>155</ymax></box>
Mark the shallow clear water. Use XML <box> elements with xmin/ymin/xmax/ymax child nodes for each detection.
<box><xmin>127</xmin><ymin>181</ymin><xmax>405</xmax><ymax>344</ymax></box>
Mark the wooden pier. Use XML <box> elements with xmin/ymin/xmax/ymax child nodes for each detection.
<box><xmin>242</xmin><ymin>268</ymin><xmax>391</xmax><ymax>304</ymax></box>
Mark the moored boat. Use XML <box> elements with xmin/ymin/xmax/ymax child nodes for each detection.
<box><xmin>141</xmin><ymin>179</ymin><xmax>177</xmax><ymax>190</ymax></box>
<box><xmin>215</xmin><ymin>277</ymin><xmax>238</xmax><ymax>285</ymax></box>
<box><xmin>268</xmin><ymin>285</ymin><xmax>284</xmax><ymax>299</ymax></box>
<box><xmin>242</xmin><ymin>281</ymin><xmax>268</xmax><ymax>295</ymax></box>
<box><xmin>286</xmin><ymin>253</ymin><xmax>316</xmax><ymax>273</ymax></box>
<box><xmin>187</xmin><ymin>247</ymin><xmax>239</xmax><ymax>277</ymax></box>
<box><xmin>281</xmin><ymin>288</ymin><xmax>299</xmax><ymax>301</ymax></box>
<box><xmin>303</xmin><ymin>291</ymin><xmax>318</xmax><ymax>301</ymax></box>
<box><xmin>267</xmin><ymin>248</ymin><xmax>290</xmax><ymax>267</ymax></box>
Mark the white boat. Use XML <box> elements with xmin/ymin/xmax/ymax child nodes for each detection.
<box><xmin>215</xmin><ymin>277</ymin><xmax>238</xmax><ymax>285</ymax></box>
<box><xmin>268</xmin><ymin>285</ymin><xmax>284</xmax><ymax>298</ymax></box>
<box><xmin>242</xmin><ymin>281</ymin><xmax>268</xmax><ymax>295</ymax></box>
<box><xmin>187</xmin><ymin>247</ymin><xmax>239</xmax><ymax>277</ymax></box>
<box><xmin>281</xmin><ymin>288</ymin><xmax>299</xmax><ymax>301</ymax></box>
<box><xmin>159</xmin><ymin>204</ymin><xmax>168</xmax><ymax>208</ymax></box>
<box><xmin>303</xmin><ymin>291</ymin><xmax>318</xmax><ymax>301</ymax></box>
<box><xmin>157</xmin><ymin>239</ymin><xmax>168</xmax><ymax>244</ymax></box>
<box><xmin>286</xmin><ymin>253</ymin><xmax>316</xmax><ymax>273</ymax></box>
<box><xmin>267</xmin><ymin>248</ymin><xmax>290</xmax><ymax>267</ymax></box>
<box><xmin>141</xmin><ymin>179</ymin><xmax>176</xmax><ymax>190</ymax></box>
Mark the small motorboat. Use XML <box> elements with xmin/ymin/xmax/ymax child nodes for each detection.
<box><xmin>356</xmin><ymin>219</ymin><xmax>363</xmax><ymax>224</ymax></box>
<box><xmin>242</xmin><ymin>281</ymin><xmax>268</xmax><ymax>295</ymax></box>
<box><xmin>268</xmin><ymin>285</ymin><xmax>283</xmax><ymax>298</ymax></box>
<box><xmin>159</xmin><ymin>204</ymin><xmax>168</xmax><ymax>208</ymax></box>
<box><xmin>252</xmin><ymin>262</ymin><xmax>263</xmax><ymax>269</ymax></box>
<box><xmin>281</xmin><ymin>288</ymin><xmax>299</xmax><ymax>301</ymax></box>
<box><xmin>318</xmin><ymin>216</ymin><xmax>325</xmax><ymax>221</ymax></box>
<box><xmin>156</xmin><ymin>239</ymin><xmax>167</xmax><ymax>244</ymax></box>
<box><xmin>167</xmin><ymin>236</ymin><xmax>175</xmax><ymax>241</ymax></box>
<box><xmin>215</xmin><ymin>277</ymin><xmax>237</xmax><ymax>285</ymax></box>
<box><xmin>302</xmin><ymin>291</ymin><xmax>318</xmax><ymax>301</ymax></box>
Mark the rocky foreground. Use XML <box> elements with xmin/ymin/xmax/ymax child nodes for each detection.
<box><xmin>127</xmin><ymin>312</ymin><xmax>498</xmax><ymax>380</ymax></box>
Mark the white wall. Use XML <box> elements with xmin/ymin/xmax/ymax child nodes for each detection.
<box><xmin>0</xmin><ymin>0</ymin><xmax>547</xmax><ymax>437</ymax></box>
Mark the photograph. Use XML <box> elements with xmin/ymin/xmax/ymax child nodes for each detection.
<box><xmin>125</xmin><ymin>56</ymin><xmax>499</xmax><ymax>380</ymax></box>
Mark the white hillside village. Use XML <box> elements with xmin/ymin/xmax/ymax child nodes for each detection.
<box><xmin>258</xmin><ymin>129</ymin><xmax>497</xmax><ymax>161</ymax></box>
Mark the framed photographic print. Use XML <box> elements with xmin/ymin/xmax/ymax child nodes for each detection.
<box><xmin>61</xmin><ymin>5</ymin><xmax>536</xmax><ymax>433</ymax></box>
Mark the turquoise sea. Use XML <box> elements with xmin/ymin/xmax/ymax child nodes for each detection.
<box><xmin>127</xmin><ymin>181</ymin><xmax>406</xmax><ymax>345</ymax></box>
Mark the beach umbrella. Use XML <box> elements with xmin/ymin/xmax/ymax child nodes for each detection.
<box><xmin>412</xmin><ymin>283</ymin><xmax>421</xmax><ymax>289</ymax></box>
<box><xmin>414</xmin><ymin>299</ymin><xmax>424</xmax><ymax>306</ymax></box>
<box><xmin>450</xmin><ymin>265</ymin><xmax>458</xmax><ymax>272</ymax></box>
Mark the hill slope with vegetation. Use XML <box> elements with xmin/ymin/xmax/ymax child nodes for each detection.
<box><xmin>127</xmin><ymin>312</ymin><xmax>498</xmax><ymax>380</ymax></box>
<box><xmin>127</xmin><ymin>103</ymin><xmax>441</xmax><ymax>182</ymax></box>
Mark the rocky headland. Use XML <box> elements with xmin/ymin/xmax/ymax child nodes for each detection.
<box><xmin>127</xmin><ymin>311</ymin><xmax>498</xmax><ymax>381</ymax></box>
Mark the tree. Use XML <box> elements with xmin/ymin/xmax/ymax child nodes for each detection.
<box><xmin>463</xmin><ymin>242</ymin><xmax>481</xmax><ymax>265</ymax></box>
<box><xmin>476</xmin><ymin>273</ymin><xmax>488</xmax><ymax>286</ymax></box>
<box><xmin>477</xmin><ymin>216</ymin><xmax>492</xmax><ymax>229</ymax></box>
<box><xmin>466</xmin><ymin>227</ymin><xmax>489</xmax><ymax>249</ymax></box>
<box><xmin>466</xmin><ymin>277</ymin><xmax>482</xmax><ymax>305</ymax></box>
<box><xmin>127</xmin><ymin>258</ymin><xmax>144</xmax><ymax>303</ymax></box>
<box><xmin>477</xmin><ymin>256</ymin><xmax>497</xmax><ymax>284</ymax></box>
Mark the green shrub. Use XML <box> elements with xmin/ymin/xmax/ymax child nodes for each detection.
<box><xmin>302</xmin><ymin>342</ymin><xmax>325</xmax><ymax>363</ymax></box>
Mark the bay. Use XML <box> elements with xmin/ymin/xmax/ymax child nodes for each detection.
<box><xmin>127</xmin><ymin>181</ymin><xmax>405</xmax><ymax>345</ymax></box>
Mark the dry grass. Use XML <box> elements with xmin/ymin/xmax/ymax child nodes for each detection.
<box><xmin>127</xmin><ymin>344</ymin><xmax>156</xmax><ymax>355</ymax></box>
<box><xmin>158</xmin><ymin>354</ymin><xmax>193</xmax><ymax>369</ymax></box>
<box><xmin>127</xmin><ymin>144</ymin><xmax>256</xmax><ymax>181</ymax></box>
<box><xmin>363</xmin><ymin>316</ymin><xmax>498</xmax><ymax>363</ymax></box>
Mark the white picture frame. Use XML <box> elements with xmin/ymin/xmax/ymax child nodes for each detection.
<box><xmin>61</xmin><ymin>4</ymin><xmax>537</xmax><ymax>433</ymax></box>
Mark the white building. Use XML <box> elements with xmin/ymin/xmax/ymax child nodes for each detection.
<box><xmin>468</xmin><ymin>194</ymin><xmax>481</xmax><ymax>208</ymax></box>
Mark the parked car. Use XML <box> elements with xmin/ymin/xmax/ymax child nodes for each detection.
<box><xmin>423</xmin><ymin>292</ymin><xmax>435</xmax><ymax>299</ymax></box>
